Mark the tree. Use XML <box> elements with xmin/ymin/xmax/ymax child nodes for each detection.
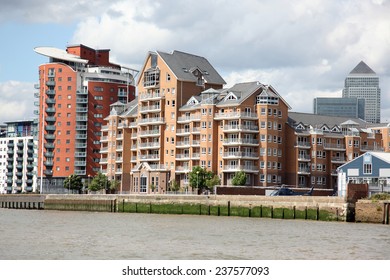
<box><xmin>150</xmin><ymin>183</ymin><xmax>156</xmax><ymax>193</ymax></box>
<box><xmin>63</xmin><ymin>174</ymin><xmax>83</xmax><ymax>194</ymax></box>
<box><xmin>205</xmin><ymin>174</ymin><xmax>221</xmax><ymax>193</ymax></box>
<box><xmin>169</xmin><ymin>179</ymin><xmax>180</xmax><ymax>193</ymax></box>
<box><xmin>88</xmin><ymin>172</ymin><xmax>109</xmax><ymax>192</ymax></box>
<box><xmin>109</xmin><ymin>179</ymin><xmax>121</xmax><ymax>193</ymax></box>
<box><xmin>231</xmin><ymin>170</ymin><xmax>247</xmax><ymax>186</ymax></box>
<box><xmin>189</xmin><ymin>166</ymin><xmax>215</xmax><ymax>193</ymax></box>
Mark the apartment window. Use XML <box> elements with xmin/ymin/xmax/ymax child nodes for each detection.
<box><xmin>260</xmin><ymin>161</ymin><xmax>265</xmax><ymax>169</ymax></box>
<box><xmin>67</xmin><ymin>77</ymin><xmax>72</xmax><ymax>82</ymax></box>
<box><xmin>171</xmin><ymin>112</ymin><xmax>175</xmax><ymax>119</ymax></box>
<box><xmin>202</xmin><ymin>108</ymin><xmax>206</xmax><ymax>115</ymax></box>
<box><xmin>172</xmin><ymin>100</ymin><xmax>175</xmax><ymax>107</ymax></box>
<box><xmin>172</xmin><ymin>88</ymin><xmax>175</xmax><ymax>95</ymax></box>
<box><xmin>208</xmin><ymin>122</ymin><xmax>212</xmax><ymax>128</ymax></box>
<box><xmin>261</xmin><ymin>108</ymin><xmax>266</xmax><ymax>115</ymax></box>
<box><xmin>94</xmin><ymin>86</ymin><xmax>103</xmax><ymax>92</ymax></box>
<box><xmin>67</xmin><ymin>86</ymin><xmax>72</xmax><ymax>90</ymax></box>
<box><xmin>171</xmin><ymin>137</ymin><xmax>174</xmax><ymax>144</ymax></box>
<box><xmin>67</xmin><ymin>104</ymin><xmax>71</xmax><ymax>108</ymax></box>
<box><xmin>260</xmin><ymin>121</ymin><xmax>266</xmax><ymax>129</ymax></box>
<box><xmin>166</xmin><ymin>73</ymin><xmax>171</xmax><ymax>81</ymax></box>
<box><xmin>208</xmin><ymin>147</ymin><xmax>212</xmax><ymax>154</ymax></box>
<box><xmin>209</xmin><ymin>108</ymin><xmax>212</xmax><ymax>115</ymax></box>
<box><xmin>94</xmin><ymin>96</ymin><xmax>103</xmax><ymax>100</ymax></box>
<box><xmin>208</xmin><ymin>161</ymin><xmax>211</xmax><ymax>168</ymax></box>
<box><xmin>202</xmin><ymin>122</ymin><xmax>206</xmax><ymax>129</ymax></box>
<box><xmin>94</xmin><ymin>114</ymin><xmax>103</xmax><ymax>118</ymax></box>
<box><xmin>208</xmin><ymin>134</ymin><xmax>212</xmax><ymax>141</ymax></box>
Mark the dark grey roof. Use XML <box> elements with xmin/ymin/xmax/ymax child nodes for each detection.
<box><xmin>157</xmin><ymin>50</ymin><xmax>226</xmax><ymax>85</ymax></box>
<box><xmin>120</xmin><ymin>97</ymin><xmax>138</xmax><ymax>117</ymax></box>
<box><xmin>216</xmin><ymin>81</ymin><xmax>263</xmax><ymax>106</ymax></box>
<box><xmin>288</xmin><ymin>112</ymin><xmax>369</xmax><ymax>128</ymax></box>
<box><xmin>349</xmin><ymin>61</ymin><xmax>376</xmax><ymax>75</ymax></box>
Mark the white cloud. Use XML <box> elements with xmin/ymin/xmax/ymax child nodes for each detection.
<box><xmin>1</xmin><ymin>0</ymin><xmax>389</xmax><ymax>122</ymax></box>
<box><xmin>0</xmin><ymin>81</ymin><xmax>36</xmax><ymax>124</ymax></box>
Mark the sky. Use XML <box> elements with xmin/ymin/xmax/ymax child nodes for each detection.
<box><xmin>0</xmin><ymin>0</ymin><xmax>389</xmax><ymax>124</ymax></box>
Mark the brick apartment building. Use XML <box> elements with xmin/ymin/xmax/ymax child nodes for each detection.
<box><xmin>34</xmin><ymin>44</ymin><xmax>136</xmax><ymax>193</ymax></box>
<box><xmin>100</xmin><ymin>49</ymin><xmax>390</xmax><ymax>194</ymax></box>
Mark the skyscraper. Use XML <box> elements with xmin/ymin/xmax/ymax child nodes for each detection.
<box><xmin>34</xmin><ymin>44</ymin><xmax>136</xmax><ymax>193</ymax></box>
<box><xmin>342</xmin><ymin>61</ymin><xmax>381</xmax><ymax>123</ymax></box>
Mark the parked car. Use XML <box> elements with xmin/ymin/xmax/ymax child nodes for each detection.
<box><xmin>270</xmin><ymin>185</ymin><xmax>314</xmax><ymax>196</ymax></box>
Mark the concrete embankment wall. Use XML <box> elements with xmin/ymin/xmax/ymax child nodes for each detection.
<box><xmin>355</xmin><ymin>199</ymin><xmax>390</xmax><ymax>224</ymax></box>
<box><xmin>0</xmin><ymin>195</ymin><xmax>45</xmax><ymax>210</ymax></box>
<box><xmin>0</xmin><ymin>194</ymin><xmax>350</xmax><ymax>222</ymax></box>
<box><xmin>44</xmin><ymin>194</ymin><xmax>349</xmax><ymax>222</ymax></box>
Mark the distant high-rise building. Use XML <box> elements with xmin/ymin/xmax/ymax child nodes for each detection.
<box><xmin>34</xmin><ymin>44</ymin><xmax>137</xmax><ymax>193</ymax></box>
<box><xmin>342</xmin><ymin>61</ymin><xmax>381</xmax><ymax>123</ymax></box>
<box><xmin>313</xmin><ymin>97</ymin><xmax>365</xmax><ymax>119</ymax></box>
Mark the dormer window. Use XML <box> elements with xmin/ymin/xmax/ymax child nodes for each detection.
<box><xmin>190</xmin><ymin>68</ymin><xmax>205</xmax><ymax>86</ymax></box>
<box><xmin>224</xmin><ymin>92</ymin><xmax>238</xmax><ymax>101</ymax></box>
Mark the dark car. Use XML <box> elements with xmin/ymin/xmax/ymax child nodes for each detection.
<box><xmin>270</xmin><ymin>185</ymin><xmax>314</xmax><ymax>196</ymax></box>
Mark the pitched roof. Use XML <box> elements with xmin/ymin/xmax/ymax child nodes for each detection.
<box><xmin>288</xmin><ymin>112</ymin><xmax>368</xmax><ymax>128</ymax></box>
<box><xmin>157</xmin><ymin>50</ymin><xmax>226</xmax><ymax>85</ymax></box>
<box><xmin>349</xmin><ymin>61</ymin><xmax>376</xmax><ymax>75</ymax></box>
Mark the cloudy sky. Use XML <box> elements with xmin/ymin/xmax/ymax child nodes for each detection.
<box><xmin>0</xmin><ymin>0</ymin><xmax>389</xmax><ymax>124</ymax></box>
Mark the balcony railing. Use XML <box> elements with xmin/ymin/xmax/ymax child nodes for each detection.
<box><xmin>138</xmin><ymin>117</ymin><xmax>164</xmax><ymax>125</ymax></box>
<box><xmin>223</xmin><ymin>152</ymin><xmax>259</xmax><ymax>159</ymax></box>
<box><xmin>139</xmin><ymin>105</ymin><xmax>161</xmax><ymax>112</ymax></box>
<box><xmin>223</xmin><ymin>125</ymin><xmax>259</xmax><ymax>132</ymax></box>
<box><xmin>139</xmin><ymin>92</ymin><xmax>163</xmax><ymax>101</ymax></box>
<box><xmin>139</xmin><ymin>142</ymin><xmax>160</xmax><ymax>149</ymax></box>
<box><xmin>215</xmin><ymin>112</ymin><xmax>257</xmax><ymax>120</ymax></box>
<box><xmin>223</xmin><ymin>139</ymin><xmax>258</xmax><ymax>145</ymax></box>
<box><xmin>222</xmin><ymin>165</ymin><xmax>259</xmax><ymax>172</ymax></box>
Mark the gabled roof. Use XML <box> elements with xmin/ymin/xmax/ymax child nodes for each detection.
<box><xmin>338</xmin><ymin>152</ymin><xmax>390</xmax><ymax>171</ymax></box>
<box><xmin>288</xmin><ymin>112</ymin><xmax>368</xmax><ymax>128</ymax></box>
<box><xmin>349</xmin><ymin>61</ymin><xmax>376</xmax><ymax>75</ymax></box>
<box><xmin>216</xmin><ymin>81</ymin><xmax>263</xmax><ymax>106</ymax></box>
<box><xmin>157</xmin><ymin>50</ymin><xmax>226</xmax><ymax>85</ymax></box>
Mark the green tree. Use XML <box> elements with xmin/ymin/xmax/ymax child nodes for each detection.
<box><xmin>150</xmin><ymin>183</ymin><xmax>156</xmax><ymax>193</ymax></box>
<box><xmin>231</xmin><ymin>170</ymin><xmax>247</xmax><ymax>186</ymax></box>
<box><xmin>109</xmin><ymin>179</ymin><xmax>121</xmax><ymax>193</ymax></box>
<box><xmin>205</xmin><ymin>174</ymin><xmax>221</xmax><ymax>193</ymax></box>
<box><xmin>189</xmin><ymin>166</ymin><xmax>215</xmax><ymax>193</ymax></box>
<box><xmin>88</xmin><ymin>172</ymin><xmax>110</xmax><ymax>192</ymax></box>
<box><xmin>63</xmin><ymin>174</ymin><xmax>83</xmax><ymax>194</ymax></box>
<box><xmin>169</xmin><ymin>179</ymin><xmax>180</xmax><ymax>193</ymax></box>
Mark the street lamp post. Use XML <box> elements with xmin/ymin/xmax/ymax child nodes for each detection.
<box><xmin>196</xmin><ymin>171</ymin><xmax>200</xmax><ymax>194</ymax></box>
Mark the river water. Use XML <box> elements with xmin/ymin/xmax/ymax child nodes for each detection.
<box><xmin>0</xmin><ymin>208</ymin><xmax>389</xmax><ymax>260</ymax></box>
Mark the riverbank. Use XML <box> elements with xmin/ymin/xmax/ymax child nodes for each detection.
<box><xmin>0</xmin><ymin>194</ymin><xmax>350</xmax><ymax>222</ymax></box>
